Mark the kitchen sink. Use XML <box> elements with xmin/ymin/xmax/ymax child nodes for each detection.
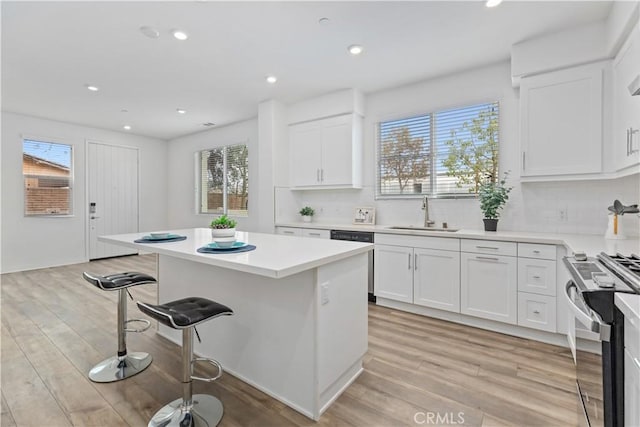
<box><xmin>387</xmin><ymin>226</ymin><xmax>459</xmax><ymax>232</ymax></box>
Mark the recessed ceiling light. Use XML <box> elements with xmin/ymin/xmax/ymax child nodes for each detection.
<box><xmin>266</xmin><ymin>75</ymin><xmax>278</xmax><ymax>84</ymax></box>
<box><xmin>123</xmin><ymin>125</ymin><xmax>131</xmax><ymax>130</ymax></box>
<box><xmin>140</xmin><ymin>26</ymin><xmax>160</xmax><ymax>39</ymax></box>
<box><xmin>348</xmin><ymin>45</ymin><xmax>364</xmax><ymax>55</ymax></box>
<box><xmin>176</xmin><ymin>108</ymin><xmax>187</xmax><ymax>114</ymax></box>
<box><xmin>85</xmin><ymin>84</ymin><xmax>99</xmax><ymax>92</ymax></box>
<box><xmin>318</xmin><ymin>17</ymin><xmax>330</xmax><ymax>26</ymax></box>
<box><xmin>171</xmin><ymin>29</ymin><xmax>189</xmax><ymax>41</ymax></box>
<box><xmin>486</xmin><ymin>0</ymin><xmax>503</xmax><ymax>7</ymax></box>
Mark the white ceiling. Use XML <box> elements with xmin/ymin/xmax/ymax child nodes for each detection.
<box><xmin>2</xmin><ymin>1</ymin><xmax>612</xmax><ymax>140</ymax></box>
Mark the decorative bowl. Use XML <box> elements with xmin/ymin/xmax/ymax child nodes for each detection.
<box><xmin>213</xmin><ymin>238</ymin><xmax>237</xmax><ymax>248</ymax></box>
<box><xmin>211</xmin><ymin>227</ymin><xmax>236</xmax><ymax>239</ymax></box>
<box><xmin>150</xmin><ymin>232</ymin><xmax>171</xmax><ymax>239</ymax></box>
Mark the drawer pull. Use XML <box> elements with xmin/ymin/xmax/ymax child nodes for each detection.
<box><xmin>476</xmin><ymin>256</ymin><xmax>499</xmax><ymax>261</ymax></box>
<box><xmin>284</xmin><ymin>231</ymin><xmax>294</xmax><ymax>234</ymax></box>
<box><xmin>532</xmin><ymin>275</ymin><xmax>541</xmax><ymax>279</ymax></box>
<box><xmin>476</xmin><ymin>246</ymin><xmax>499</xmax><ymax>250</ymax></box>
<box><xmin>533</xmin><ymin>250</ymin><xmax>541</xmax><ymax>254</ymax></box>
<box><xmin>308</xmin><ymin>233</ymin><xmax>321</xmax><ymax>236</ymax></box>
<box><xmin>533</xmin><ymin>310</ymin><xmax>540</xmax><ymax>314</ymax></box>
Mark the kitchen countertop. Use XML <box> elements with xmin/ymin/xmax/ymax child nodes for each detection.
<box><xmin>615</xmin><ymin>293</ymin><xmax>640</xmax><ymax>328</ymax></box>
<box><xmin>276</xmin><ymin>221</ymin><xmax>640</xmax><ymax>256</ymax></box>
<box><xmin>99</xmin><ymin>228</ymin><xmax>372</xmax><ymax>279</ymax></box>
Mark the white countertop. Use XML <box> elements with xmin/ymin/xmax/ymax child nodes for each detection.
<box><xmin>616</xmin><ymin>293</ymin><xmax>640</xmax><ymax>326</ymax></box>
<box><xmin>99</xmin><ymin>228</ymin><xmax>372</xmax><ymax>279</ymax></box>
<box><xmin>276</xmin><ymin>221</ymin><xmax>640</xmax><ymax>256</ymax></box>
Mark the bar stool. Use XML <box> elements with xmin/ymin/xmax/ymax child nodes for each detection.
<box><xmin>137</xmin><ymin>297</ymin><xmax>233</xmax><ymax>427</ymax></box>
<box><xmin>82</xmin><ymin>271</ymin><xmax>156</xmax><ymax>382</ymax></box>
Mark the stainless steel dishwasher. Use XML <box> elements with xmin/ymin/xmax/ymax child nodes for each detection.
<box><xmin>330</xmin><ymin>230</ymin><xmax>375</xmax><ymax>302</ymax></box>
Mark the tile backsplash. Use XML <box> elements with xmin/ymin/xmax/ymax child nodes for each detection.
<box><xmin>275</xmin><ymin>174</ymin><xmax>640</xmax><ymax>237</ymax></box>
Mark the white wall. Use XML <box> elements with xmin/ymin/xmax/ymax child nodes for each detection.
<box><xmin>166</xmin><ymin>118</ymin><xmax>260</xmax><ymax>231</ymax></box>
<box><xmin>276</xmin><ymin>61</ymin><xmax>640</xmax><ymax>237</ymax></box>
<box><xmin>1</xmin><ymin>112</ymin><xmax>168</xmax><ymax>273</ymax></box>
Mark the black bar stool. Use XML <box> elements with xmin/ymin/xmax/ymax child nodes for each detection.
<box><xmin>137</xmin><ymin>297</ymin><xmax>233</xmax><ymax>427</ymax></box>
<box><xmin>82</xmin><ymin>271</ymin><xmax>156</xmax><ymax>382</ymax></box>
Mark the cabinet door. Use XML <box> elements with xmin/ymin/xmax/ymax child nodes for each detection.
<box><xmin>614</xmin><ymin>24</ymin><xmax>640</xmax><ymax>171</ymax></box>
<box><xmin>289</xmin><ymin>123</ymin><xmax>322</xmax><ymax>187</ymax></box>
<box><xmin>460</xmin><ymin>253</ymin><xmax>518</xmax><ymax>324</ymax></box>
<box><xmin>321</xmin><ymin>115</ymin><xmax>354</xmax><ymax>186</ymax></box>
<box><xmin>520</xmin><ymin>63</ymin><xmax>604</xmax><ymax>177</ymax></box>
<box><xmin>374</xmin><ymin>245</ymin><xmax>413</xmax><ymax>303</ymax></box>
<box><xmin>625</xmin><ymin>349</ymin><xmax>640</xmax><ymax>427</ymax></box>
<box><xmin>413</xmin><ymin>248</ymin><xmax>460</xmax><ymax>313</ymax></box>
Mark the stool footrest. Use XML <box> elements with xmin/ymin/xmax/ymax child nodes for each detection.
<box><xmin>191</xmin><ymin>357</ymin><xmax>223</xmax><ymax>382</ymax></box>
<box><xmin>124</xmin><ymin>318</ymin><xmax>151</xmax><ymax>333</ymax></box>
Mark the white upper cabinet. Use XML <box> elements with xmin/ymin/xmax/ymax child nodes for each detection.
<box><xmin>520</xmin><ymin>62</ymin><xmax>606</xmax><ymax>178</ymax></box>
<box><xmin>289</xmin><ymin>114</ymin><xmax>363</xmax><ymax>189</ymax></box>
<box><xmin>613</xmin><ymin>23</ymin><xmax>640</xmax><ymax>172</ymax></box>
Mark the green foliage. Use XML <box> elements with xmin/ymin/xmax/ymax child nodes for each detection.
<box><xmin>478</xmin><ymin>172</ymin><xmax>512</xmax><ymax>219</ymax></box>
<box><xmin>210</xmin><ymin>214</ymin><xmax>237</xmax><ymax>229</ymax></box>
<box><xmin>442</xmin><ymin>107</ymin><xmax>499</xmax><ymax>193</ymax></box>
<box><xmin>380</xmin><ymin>127</ymin><xmax>429</xmax><ymax>193</ymax></box>
<box><xmin>299</xmin><ymin>206</ymin><xmax>315</xmax><ymax>216</ymax></box>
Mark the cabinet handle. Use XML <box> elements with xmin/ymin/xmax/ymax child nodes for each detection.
<box><xmin>533</xmin><ymin>250</ymin><xmax>540</xmax><ymax>254</ymax></box>
<box><xmin>283</xmin><ymin>231</ymin><xmax>294</xmax><ymax>235</ymax></box>
<box><xmin>476</xmin><ymin>256</ymin><xmax>499</xmax><ymax>261</ymax></box>
<box><xmin>476</xmin><ymin>246</ymin><xmax>499</xmax><ymax>250</ymax></box>
<box><xmin>308</xmin><ymin>233</ymin><xmax>320</xmax><ymax>236</ymax></box>
<box><xmin>317</xmin><ymin>169</ymin><xmax>320</xmax><ymax>182</ymax></box>
<box><xmin>414</xmin><ymin>253</ymin><xmax>418</xmax><ymax>271</ymax></box>
<box><xmin>408</xmin><ymin>253</ymin><xmax>412</xmax><ymax>270</ymax></box>
<box><xmin>532</xmin><ymin>275</ymin><xmax>541</xmax><ymax>279</ymax></box>
<box><xmin>627</xmin><ymin>128</ymin><xmax>631</xmax><ymax>156</ymax></box>
<box><xmin>321</xmin><ymin>169</ymin><xmax>324</xmax><ymax>182</ymax></box>
<box><xmin>522</xmin><ymin>152</ymin><xmax>526</xmax><ymax>171</ymax></box>
<box><xmin>533</xmin><ymin>310</ymin><xmax>540</xmax><ymax>314</ymax></box>
<box><xmin>631</xmin><ymin>128</ymin><xmax>639</xmax><ymax>154</ymax></box>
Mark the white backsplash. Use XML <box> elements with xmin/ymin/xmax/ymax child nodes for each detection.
<box><xmin>275</xmin><ymin>174</ymin><xmax>640</xmax><ymax>237</ymax></box>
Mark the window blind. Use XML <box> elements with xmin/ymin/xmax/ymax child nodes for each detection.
<box><xmin>377</xmin><ymin>101</ymin><xmax>499</xmax><ymax>198</ymax></box>
<box><xmin>198</xmin><ymin>144</ymin><xmax>248</xmax><ymax>216</ymax></box>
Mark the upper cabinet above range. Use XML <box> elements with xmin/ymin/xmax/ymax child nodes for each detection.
<box><xmin>519</xmin><ymin>61</ymin><xmax>607</xmax><ymax>180</ymax></box>
<box><xmin>613</xmin><ymin>23</ymin><xmax>640</xmax><ymax>174</ymax></box>
<box><xmin>289</xmin><ymin>113</ymin><xmax>363</xmax><ymax>190</ymax></box>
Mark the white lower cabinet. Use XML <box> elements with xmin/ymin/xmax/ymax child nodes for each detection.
<box><xmin>374</xmin><ymin>244</ymin><xmax>413</xmax><ymax>303</ymax></box>
<box><xmin>517</xmin><ymin>293</ymin><xmax>556</xmax><ymax>332</ymax></box>
<box><xmin>413</xmin><ymin>248</ymin><xmax>460</xmax><ymax>313</ymax></box>
<box><xmin>624</xmin><ymin>349</ymin><xmax>640</xmax><ymax>427</ymax></box>
<box><xmin>276</xmin><ymin>226</ymin><xmax>302</xmax><ymax>236</ymax></box>
<box><xmin>460</xmin><ymin>252</ymin><xmax>518</xmax><ymax>325</ymax></box>
<box><xmin>301</xmin><ymin>229</ymin><xmax>330</xmax><ymax>239</ymax></box>
<box><xmin>518</xmin><ymin>258</ymin><xmax>556</xmax><ymax>296</ymax></box>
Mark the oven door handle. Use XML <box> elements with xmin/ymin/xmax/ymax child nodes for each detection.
<box><xmin>565</xmin><ymin>281</ymin><xmax>611</xmax><ymax>342</ymax></box>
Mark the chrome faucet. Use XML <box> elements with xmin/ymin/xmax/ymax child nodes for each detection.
<box><xmin>422</xmin><ymin>196</ymin><xmax>435</xmax><ymax>227</ymax></box>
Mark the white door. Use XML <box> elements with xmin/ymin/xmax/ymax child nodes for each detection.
<box><xmin>374</xmin><ymin>244</ymin><xmax>413</xmax><ymax>303</ymax></box>
<box><xmin>413</xmin><ymin>248</ymin><xmax>461</xmax><ymax>313</ymax></box>
<box><xmin>460</xmin><ymin>253</ymin><xmax>518</xmax><ymax>324</ymax></box>
<box><xmin>88</xmin><ymin>142</ymin><xmax>139</xmax><ymax>260</ymax></box>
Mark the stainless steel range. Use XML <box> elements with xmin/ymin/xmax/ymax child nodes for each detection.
<box><xmin>563</xmin><ymin>252</ymin><xmax>640</xmax><ymax>427</ymax></box>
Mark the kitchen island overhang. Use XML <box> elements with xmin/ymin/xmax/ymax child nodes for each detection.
<box><xmin>99</xmin><ymin>228</ymin><xmax>372</xmax><ymax>420</ymax></box>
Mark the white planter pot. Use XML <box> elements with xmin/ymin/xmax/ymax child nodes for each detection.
<box><xmin>211</xmin><ymin>227</ymin><xmax>236</xmax><ymax>238</ymax></box>
<box><xmin>302</xmin><ymin>216</ymin><xmax>312</xmax><ymax>223</ymax></box>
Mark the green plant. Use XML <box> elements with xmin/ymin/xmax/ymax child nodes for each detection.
<box><xmin>210</xmin><ymin>214</ymin><xmax>237</xmax><ymax>229</ymax></box>
<box><xmin>478</xmin><ymin>172</ymin><xmax>512</xmax><ymax>219</ymax></box>
<box><xmin>299</xmin><ymin>206</ymin><xmax>315</xmax><ymax>216</ymax></box>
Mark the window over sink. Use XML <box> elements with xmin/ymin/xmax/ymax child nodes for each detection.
<box><xmin>197</xmin><ymin>144</ymin><xmax>249</xmax><ymax>216</ymax></box>
<box><xmin>376</xmin><ymin>101</ymin><xmax>500</xmax><ymax>198</ymax></box>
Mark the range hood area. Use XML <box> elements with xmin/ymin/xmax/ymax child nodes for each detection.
<box><xmin>630</xmin><ymin>74</ymin><xmax>640</xmax><ymax>96</ymax></box>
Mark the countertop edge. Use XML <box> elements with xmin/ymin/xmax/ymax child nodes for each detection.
<box><xmin>615</xmin><ymin>293</ymin><xmax>640</xmax><ymax>324</ymax></box>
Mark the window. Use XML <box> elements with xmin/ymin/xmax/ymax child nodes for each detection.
<box><xmin>198</xmin><ymin>144</ymin><xmax>249</xmax><ymax>216</ymax></box>
<box><xmin>377</xmin><ymin>102</ymin><xmax>499</xmax><ymax>198</ymax></box>
<box><xmin>23</xmin><ymin>138</ymin><xmax>73</xmax><ymax>215</ymax></box>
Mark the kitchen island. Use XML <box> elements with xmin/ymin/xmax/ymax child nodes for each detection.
<box><xmin>99</xmin><ymin>228</ymin><xmax>372</xmax><ymax>420</ymax></box>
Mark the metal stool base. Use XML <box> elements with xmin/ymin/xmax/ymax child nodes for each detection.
<box><xmin>148</xmin><ymin>394</ymin><xmax>223</xmax><ymax>427</ymax></box>
<box><xmin>89</xmin><ymin>352</ymin><xmax>152</xmax><ymax>383</ymax></box>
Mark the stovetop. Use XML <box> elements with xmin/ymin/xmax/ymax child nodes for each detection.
<box><xmin>564</xmin><ymin>253</ymin><xmax>640</xmax><ymax>295</ymax></box>
<box><xmin>597</xmin><ymin>253</ymin><xmax>640</xmax><ymax>293</ymax></box>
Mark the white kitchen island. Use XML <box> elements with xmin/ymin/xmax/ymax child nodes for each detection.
<box><xmin>99</xmin><ymin>228</ymin><xmax>372</xmax><ymax>420</ymax></box>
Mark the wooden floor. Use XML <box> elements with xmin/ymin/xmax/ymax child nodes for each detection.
<box><xmin>1</xmin><ymin>255</ymin><xmax>582</xmax><ymax>427</ymax></box>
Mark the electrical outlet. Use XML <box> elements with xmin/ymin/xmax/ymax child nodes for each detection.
<box><xmin>559</xmin><ymin>208</ymin><xmax>568</xmax><ymax>222</ymax></box>
<box><xmin>321</xmin><ymin>282</ymin><xmax>329</xmax><ymax>305</ymax></box>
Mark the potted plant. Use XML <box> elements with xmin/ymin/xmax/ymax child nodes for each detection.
<box><xmin>210</xmin><ymin>214</ymin><xmax>237</xmax><ymax>238</ymax></box>
<box><xmin>299</xmin><ymin>206</ymin><xmax>315</xmax><ymax>223</ymax></box>
<box><xmin>478</xmin><ymin>172</ymin><xmax>512</xmax><ymax>232</ymax></box>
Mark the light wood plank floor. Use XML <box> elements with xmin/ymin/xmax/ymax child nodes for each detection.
<box><xmin>1</xmin><ymin>255</ymin><xmax>582</xmax><ymax>426</ymax></box>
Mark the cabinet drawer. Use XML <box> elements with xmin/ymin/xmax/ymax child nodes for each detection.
<box><xmin>301</xmin><ymin>229</ymin><xmax>330</xmax><ymax>239</ymax></box>
<box><xmin>276</xmin><ymin>227</ymin><xmax>302</xmax><ymax>237</ymax></box>
<box><xmin>376</xmin><ymin>233</ymin><xmax>459</xmax><ymax>252</ymax></box>
<box><xmin>625</xmin><ymin>317</ymin><xmax>640</xmax><ymax>358</ymax></box>
<box><xmin>517</xmin><ymin>293</ymin><xmax>557</xmax><ymax>332</ymax></box>
<box><xmin>461</xmin><ymin>239</ymin><xmax>516</xmax><ymax>257</ymax></box>
<box><xmin>518</xmin><ymin>243</ymin><xmax>556</xmax><ymax>260</ymax></box>
<box><xmin>518</xmin><ymin>258</ymin><xmax>556</xmax><ymax>296</ymax></box>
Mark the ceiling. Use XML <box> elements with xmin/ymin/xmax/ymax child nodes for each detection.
<box><xmin>2</xmin><ymin>1</ymin><xmax>612</xmax><ymax>140</ymax></box>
